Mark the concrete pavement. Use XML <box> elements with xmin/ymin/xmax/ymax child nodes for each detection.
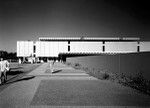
<box><xmin>0</xmin><ymin>62</ymin><xmax>150</xmax><ymax>108</ymax></box>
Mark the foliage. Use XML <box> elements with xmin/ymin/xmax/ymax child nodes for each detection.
<box><xmin>73</xmin><ymin>63</ymin><xmax>82</xmax><ymax>69</ymax></box>
<box><xmin>0</xmin><ymin>50</ymin><xmax>17</xmax><ymax>60</ymax></box>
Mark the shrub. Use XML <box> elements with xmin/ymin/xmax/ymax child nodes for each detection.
<box><xmin>131</xmin><ymin>72</ymin><xmax>144</xmax><ymax>85</ymax></box>
<box><xmin>74</xmin><ymin>63</ymin><xmax>80</xmax><ymax>67</ymax></box>
<box><xmin>73</xmin><ymin>63</ymin><xmax>82</xmax><ymax>69</ymax></box>
<box><xmin>101</xmin><ymin>72</ymin><xmax>110</xmax><ymax>80</ymax></box>
<box><xmin>88</xmin><ymin>69</ymin><xmax>110</xmax><ymax>80</ymax></box>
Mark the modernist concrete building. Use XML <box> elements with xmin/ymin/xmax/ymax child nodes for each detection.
<box><xmin>17</xmin><ymin>37</ymin><xmax>150</xmax><ymax>62</ymax></box>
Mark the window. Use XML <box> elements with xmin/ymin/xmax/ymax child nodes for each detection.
<box><xmin>33</xmin><ymin>45</ymin><xmax>36</xmax><ymax>53</ymax></box>
<box><xmin>103</xmin><ymin>41</ymin><xmax>105</xmax><ymax>44</ymax></box>
<box><xmin>103</xmin><ymin>46</ymin><xmax>105</xmax><ymax>52</ymax></box>
<box><xmin>68</xmin><ymin>46</ymin><xmax>70</xmax><ymax>51</ymax></box>
<box><xmin>68</xmin><ymin>41</ymin><xmax>70</xmax><ymax>44</ymax></box>
<box><xmin>137</xmin><ymin>46</ymin><xmax>140</xmax><ymax>52</ymax></box>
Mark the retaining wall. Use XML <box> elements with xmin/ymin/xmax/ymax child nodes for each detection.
<box><xmin>67</xmin><ymin>52</ymin><xmax>150</xmax><ymax>80</ymax></box>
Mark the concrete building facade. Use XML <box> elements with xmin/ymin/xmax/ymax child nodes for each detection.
<box><xmin>17</xmin><ymin>37</ymin><xmax>150</xmax><ymax>62</ymax></box>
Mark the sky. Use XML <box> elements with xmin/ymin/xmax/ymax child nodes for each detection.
<box><xmin>0</xmin><ymin>0</ymin><xmax>150</xmax><ymax>52</ymax></box>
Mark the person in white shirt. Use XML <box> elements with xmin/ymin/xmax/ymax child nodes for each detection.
<box><xmin>49</xmin><ymin>60</ymin><xmax>54</xmax><ymax>74</ymax></box>
<box><xmin>19</xmin><ymin>58</ymin><xmax>21</xmax><ymax>64</ymax></box>
<box><xmin>0</xmin><ymin>58</ymin><xmax>10</xmax><ymax>84</ymax></box>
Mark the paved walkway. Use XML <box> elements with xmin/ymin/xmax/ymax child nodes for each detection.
<box><xmin>0</xmin><ymin>62</ymin><xmax>150</xmax><ymax>108</ymax></box>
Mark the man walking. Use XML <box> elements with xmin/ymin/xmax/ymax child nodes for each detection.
<box><xmin>0</xmin><ymin>58</ymin><xmax>10</xmax><ymax>84</ymax></box>
<box><xmin>0</xmin><ymin>58</ymin><xmax>5</xmax><ymax>84</ymax></box>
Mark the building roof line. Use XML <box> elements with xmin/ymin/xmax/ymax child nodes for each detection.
<box><xmin>39</xmin><ymin>37</ymin><xmax>140</xmax><ymax>41</ymax></box>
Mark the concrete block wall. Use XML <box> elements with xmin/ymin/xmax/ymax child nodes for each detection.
<box><xmin>67</xmin><ymin>52</ymin><xmax>150</xmax><ymax>80</ymax></box>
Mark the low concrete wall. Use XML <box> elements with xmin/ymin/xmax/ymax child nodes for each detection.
<box><xmin>67</xmin><ymin>52</ymin><xmax>150</xmax><ymax>80</ymax></box>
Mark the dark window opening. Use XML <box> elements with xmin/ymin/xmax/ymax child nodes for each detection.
<box><xmin>102</xmin><ymin>41</ymin><xmax>105</xmax><ymax>44</ymax></box>
<box><xmin>103</xmin><ymin>46</ymin><xmax>105</xmax><ymax>52</ymax></box>
<box><xmin>137</xmin><ymin>46</ymin><xmax>140</xmax><ymax>52</ymax></box>
<box><xmin>33</xmin><ymin>45</ymin><xmax>36</xmax><ymax>53</ymax></box>
<box><xmin>68</xmin><ymin>41</ymin><xmax>70</xmax><ymax>44</ymax></box>
<box><xmin>68</xmin><ymin>46</ymin><xmax>70</xmax><ymax>52</ymax></box>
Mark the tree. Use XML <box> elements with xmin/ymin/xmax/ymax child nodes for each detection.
<box><xmin>0</xmin><ymin>50</ymin><xmax>17</xmax><ymax>60</ymax></box>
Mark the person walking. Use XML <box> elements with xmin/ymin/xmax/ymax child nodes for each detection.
<box><xmin>0</xmin><ymin>58</ymin><xmax>5</xmax><ymax>84</ymax></box>
<box><xmin>0</xmin><ymin>58</ymin><xmax>2</xmax><ymax>84</ymax></box>
<box><xmin>3</xmin><ymin>60</ymin><xmax>10</xmax><ymax>81</ymax></box>
<box><xmin>0</xmin><ymin>58</ymin><xmax>10</xmax><ymax>84</ymax></box>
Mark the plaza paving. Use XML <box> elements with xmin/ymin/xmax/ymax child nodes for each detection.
<box><xmin>0</xmin><ymin>62</ymin><xmax>150</xmax><ymax>108</ymax></box>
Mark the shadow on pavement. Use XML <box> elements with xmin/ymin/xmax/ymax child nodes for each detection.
<box><xmin>5</xmin><ymin>76</ymin><xmax>35</xmax><ymax>85</ymax></box>
<box><xmin>15</xmin><ymin>76</ymin><xmax>35</xmax><ymax>82</ymax></box>
<box><xmin>52</xmin><ymin>70</ymin><xmax>62</xmax><ymax>74</ymax></box>
<box><xmin>7</xmin><ymin>71</ymin><xmax>24</xmax><ymax>75</ymax></box>
<box><xmin>10</xmin><ymin>67</ymin><xmax>23</xmax><ymax>70</ymax></box>
<box><xmin>45</xmin><ymin>69</ymin><xmax>62</xmax><ymax>74</ymax></box>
